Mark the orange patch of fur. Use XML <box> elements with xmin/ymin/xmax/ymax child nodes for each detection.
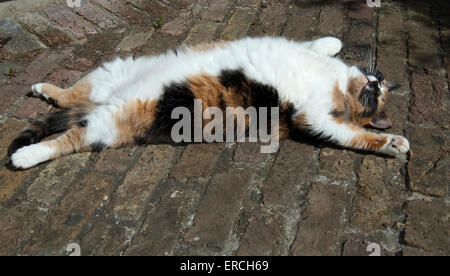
<box><xmin>45</xmin><ymin>127</ymin><xmax>87</xmax><ymax>157</ymax></box>
<box><xmin>349</xmin><ymin>132</ymin><xmax>387</xmax><ymax>151</ymax></box>
<box><xmin>41</xmin><ymin>77</ymin><xmax>92</xmax><ymax>107</ymax></box>
<box><xmin>113</xmin><ymin>99</ymin><xmax>158</xmax><ymax>146</ymax></box>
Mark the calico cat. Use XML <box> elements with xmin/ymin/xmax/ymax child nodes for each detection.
<box><xmin>7</xmin><ymin>36</ymin><xmax>410</xmax><ymax>169</ymax></box>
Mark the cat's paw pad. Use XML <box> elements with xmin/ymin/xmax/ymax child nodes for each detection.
<box><xmin>380</xmin><ymin>134</ymin><xmax>410</xmax><ymax>157</ymax></box>
<box><xmin>30</xmin><ymin>83</ymin><xmax>48</xmax><ymax>99</ymax></box>
<box><xmin>11</xmin><ymin>144</ymin><xmax>54</xmax><ymax>169</ymax></box>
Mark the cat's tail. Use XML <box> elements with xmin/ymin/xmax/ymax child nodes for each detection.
<box><xmin>7</xmin><ymin>103</ymin><xmax>95</xmax><ymax>157</ymax></box>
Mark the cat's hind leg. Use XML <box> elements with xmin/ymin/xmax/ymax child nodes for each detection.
<box><xmin>30</xmin><ymin>77</ymin><xmax>92</xmax><ymax>108</ymax></box>
<box><xmin>307</xmin><ymin>37</ymin><xmax>343</xmax><ymax>57</ymax></box>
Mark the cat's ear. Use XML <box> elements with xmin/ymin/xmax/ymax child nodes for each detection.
<box><xmin>368</xmin><ymin>113</ymin><xmax>392</xmax><ymax>129</ymax></box>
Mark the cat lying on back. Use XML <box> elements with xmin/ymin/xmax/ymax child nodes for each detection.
<box><xmin>7</xmin><ymin>36</ymin><xmax>410</xmax><ymax>169</ymax></box>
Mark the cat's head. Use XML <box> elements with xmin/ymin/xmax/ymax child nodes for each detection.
<box><xmin>347</xmin><ymin>66</ymin><xmax>400</xmax><ymax>129</ymax></box>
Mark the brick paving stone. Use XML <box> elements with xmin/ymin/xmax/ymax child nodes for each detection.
<box><xmin>282</xmin><ymin>4</ymin><xmax>320</xmax><ymax>41</ymax></box>
<box><xmin>170</xmin><ymin>143</ymin><xmax>225</xmax><ymax>181</ymax></box>
<box><xmin>182</xmin><ymin>21</ymin><xmax>221</xmax><ymax>47</ymax></box>
<box><xmin>318</xmin><ymin>148</ymin><xmax>357</xmax><ymax>186</ymax></box>
<box><xmin>247</xmin><ymin>0</ymin><xmax>290</xmax><ymax>36</ymax></box>
<box><xmin>14</xmin><ymin>48</ymin><xmax>73</xmax><ymax>86</ymax></box>
<box><xmin>318</xmin><ymin>4</ymin><xmax>346</xmax><ymax>38</ymax></box>
<box><xmin>237</xmin><ymin>0</ymin><xmax>262</xmax><ymax>8</ymax></box>
<box><xmin>78</xmin><ymin>220</ymin><xmax>136</xmax><ymax>256</ymax></box>
<box><xmin>406</xmin><ymin>4</ymin><xmax>442</xmax><ymax>70</ymax></box>
<box><xmin>116</xmin><ymin>30</ymin><xmax>154</xmax><ymax>52</ymax></box>
<box><xmin>161</xmin><ymin>9</ymin><xmax>193</xmax><ymax>36</ymax></box>
<box><xmin>64</xmin><ymin>56</ymin><xmax>95</xmax><ymax>72</ymax></box>
<box><xmin>376</xmin><ymin>44</ymin><xmax>410</xmax><ymax>96</ymax></box>
<box><xmin>201</xmin><ymin>0</ymin><xmax>234</xmax><ymax>22</ymax></box>
<box><xmin>134</xmin><ymin>32</ymin><xmax>181</xmax><ymax>56</ymax></box>
<box><xmin>233</xmin><ymin>142</ymin><xmax>270</xmax><ymax>163</ymax></box>
<box><xmin>220</xmin><ymin>7</ymin><xmax>257</xmax><ymax>40</ymax></box>
<box><xmin>383</xmin><ymin>94</ymin><xmax>409</xmax><ymax>134</ymax></box>
<box><xmin>0</xmin><ymin>84</ymin><xmax>29</xmax><ymax>115</ymax></box>
<box><xmin>43</xmin><ymin>6</ymin><xmax>98</xmax><ymax>39</ymax></box>
<box><xmin>404</xmin><ymin>199</ymin><xmax>449</xmax><ymax>255</ymax></box>
<box><xmin>378</xmin><ymin>10</ymin><xmax>404</xmax><ymax>45</ymax></box>
<box><xmin>94</xmin><ymin>0</ymin><xmax>149</xmax><ymax>26</ymax></box>
<box><xmin>70</xmin><ymin>33</ymin><xmax>122</xmax><ymax>67</ymax></box>
<box><xmin>236</xmin><ymin>211</ymin><xmax>284</xmax><ymax>256</ymax></box>
<box><xmin>406</xmin><ymin>127</ymin><xmax>449</xmax><ymax>197</ymax></box>
<box><xmin>21</xmin><ymin>173</ymin><xmax>115</xmax><ymax>255</ymax></box>
<box><xmin>0</xmin><ymin>205</ymin><xmax>43</xmax><ymax>255</ymax></box>
<box><xmin>93</xmin><ymin>147</ymin><xmax>136</xmax><ymax>175</ymax></box>
<box><xmin>125</xmin><ymin>178</ymin><xmax>209</xmax><ymax>256</ymax></box>
<box><xmin>72</xmin><ymin>1</ymin><xmax>121</xmax><ymax>30</ymax></box>
<box><xmin>0</xmin><ymin>119</ymin><xmax>31</xmax><ymax>203</ymax></box>
<box><xmin>290</xmin><ymin>183</ymin><xmax>347</xmax><ymax>256</ymax></box>
<box><xmin>350</xmin><ymin>155</ymin><xmax>406</xmax><ymax>235</ymax></box>
<box><xmin>262</xmin><ymin>140</ymin><xmax>316</xmax><ymax>210</ymax></box>
<box><xmin>16</xmin><ymin>13</ymin><xmax>72</xmax><ymax>47</ymax></box>
<box><xmin>180</xmin><ymin>168</ymin><xmax>252</xmax><ymax>254</ymax></box>
<box><xmin>45</xmin><ymin>68</ymin><xmax>84</xmax><ymax>88</ymax></box>
<box><xmin>12</xmin><ymin>97</ymin><xmax>51</xmax><ymax>119</ymax></box>
<box><xmin>409</xmin><ymin>71</ymin><xmax>449</xmax><ymax>126</ymax></box>
<box><xmin>26</xmin><ymin>152</ymin><xmax>91</xmax><ymax>206</ymax></box>
<box><xmin>0</xmin><ymin>18</ymin><xmax>44</xmax><ymax>59</ymax></box>
<box><xmin>107</xmin><ymin>145</ymin><xmax>181</xmax><ymax>223</ymax></box>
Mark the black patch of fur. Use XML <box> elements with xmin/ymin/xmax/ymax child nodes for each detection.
<box><xmin>359</xmin><ymin>82</ymin><xmax>380</xmax><ymax>118</ymax></box>
<box><xmin>7</xmin><ymin>107</ymin><xmax>89</xmax><ymax>157</ymax></box>
<box><xmin>91</xmin><ymin>142</ymin><xmax>107</xmax><ymax>152</ymax></box>
<box><xmin>136</xmin><ymin>82</ymin><xmax>196</xmax><ymax>144</ymax></box>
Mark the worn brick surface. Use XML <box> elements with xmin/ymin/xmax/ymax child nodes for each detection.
<box><xmin>170</xmin><ymin>143</ymin><xmax>225</xmax><ymax>181</ymax></box>
<box><xmin>14</xmin><ymin>48</ymin><xmax>73</xmax><ymax>86</ymax></box>
<box><xmin>262</xmin><ymin>140</ymin><xmax>316</xmax><ymax>210</ymax></box>
<box><xmin>290</xmin><ymin>183</ymin><xmax>347</xmax><ymax>256</ymax></box>
<box><xmin>404</xmin><ymin>199</ymin><xmax>449</xmax><ymax>255</ymax></box>
<box><xmin>107</xmin><ymin>145</ymin><xmax>181</xmax><ymax>223</ymax></box>
<box><xmin>26</xmin><ymin>153</ymin><xmax>91</xmax><ymax>206</ymax></box>
<box><xmin>21</xmin><ymin>173</ymin><xmax>115</xmax><ymax>255</ymax></box>
<box><xmin>406</xmin><ymin>127</ymin><xmax>449</xmax><ymax>197</ymax></box>
<box><xmin>17</xmin><ymin>13</ymin><xmax>72</xmax><ymax>47</ymax></box>
<box><xmin>201</xmin><ymin>0</ymin><xmax>234</xmax><ymax>22</ymax></box>
<box><xmin>248</xmin><ymin>0</ymin><xmax>289</xmax><ymax>36</ymax></box>
<box><xmin>350</xmin><ymin>156</ymin><xmax>405</xmax><ymax>235</ymax></box>
<box><xmin>43</xmin><ymin>6</ymin><xmax>98</xmax><ymax>39</ymax></box>
<box><xmin>180</xmin><ymin>168</ymin><xmax>252</xmax><ymax>255</ymax></box>
<box><xmin>220</xmin><ymin>8</ymin><xmax>257</xmax><ymax>40</ymax></box>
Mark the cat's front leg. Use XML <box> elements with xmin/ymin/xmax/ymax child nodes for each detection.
<box><xmin>298</xmin><ymin>114</ymin><xmax>410</xmax><ymax>157</ymax></box>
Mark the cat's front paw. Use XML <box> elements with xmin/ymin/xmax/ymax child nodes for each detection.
<box><xmin>30</xmin><ymin>83</ymin><xmax>48</xmax><ymax>99</ymax></box>
<box><xmin>11</xmin><ymin>144</ymin><xmax>54</xmax><ymax>169</ymax></box>
<box><xmin>379</xmin><ymin>134</ymin><xmax>410</xmax><ymax>157</ymax></box>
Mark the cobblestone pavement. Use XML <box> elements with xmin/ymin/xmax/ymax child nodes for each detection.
<box><xmin>0</xmin><ymin>0</ymin><xmax>448</xmax><ymax>256</ymax></box>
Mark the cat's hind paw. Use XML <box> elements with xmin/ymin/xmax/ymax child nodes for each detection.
<box><xmin>379</xmin><ymin>134</ymin><xmax>410</xmax><ymax>158</ymax></box>
<box><xmin>11</xmin><ymin>144</ymin><xmax>54</xmax><ymax>169</ymax></box>
<box><xmin>30</xmin><ymin>83</ymin><xmax>49</xmax><ymax>99</ymax></box>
